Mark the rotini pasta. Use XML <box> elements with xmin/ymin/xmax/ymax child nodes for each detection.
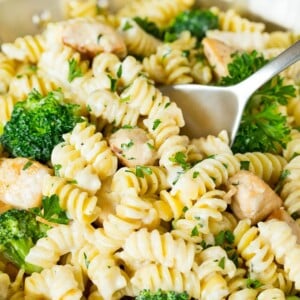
<box><xmin>233</xmin><ymin>219</ymin><xmax>278</xmax><ymax>286</ymax></box>
<box><xmin>120</xmin><ymin>228</ymin><xmax>196</xmax><ymax>273</ymax></box>
<box><xmin>0</xmin><ymin>94</ymin><xmax>16</xmax><ymax>125</ymax></box>
<box><xmin>117</xmin><ymin>0</ymin><xmax>195</xmax><ymax>28</ymax></box>
<box><xmin>63</xmin><ymin>121</ymin><xmax>118</xmax><ymax>179</ymax></box>
<box><xmin>258</xmin><ymin>219</ymin><xmax>300</xmax><ymax>289</ymax></box>
<box><xmin>25</xmin><ymin>222</ymin><xmax>85</xmax><ymax>268</ymax></box>
<box><xmin>0</xmin><ymin>55</ymin><xmax>16</xmax><ymax>93</ymax></box>
<box><xmin>210</xmin><ymin>7</ymin><xmax>265</xmax><ymax>33</ymax></box>
<box><xmin>51</xmin><ymin>142</ymin><xmax>101</xmax><ymax>194</ymax></box>
<box><xmin>25</xmin><ymin>264</ymin><xmax>83</xmax><ymax>299</ymax></box>
<box><xmin>130</xmin><ymin>263</ymin><xmax>201</xmax><ymax>298</ymax></box>
<box><xmin>119</xmin><ymin>18</ymin><xmax>162</xmax><ymax>57</ymax></box>
<box><xmin>1</xmin><ymin>2</ymin><xmax>300</xmax><ymax>299</ymax></box>
<box><xmin>1</xmin><ymin>34</ymin><xmax>46</xmax><ymax>63</ymax></box>
<box><xmin>234</xmin><ymin>152</ymin><xmax>287</xmax><ymax>186</ymax></box>
<box><xmin>42</xmin><ymin>175</ymin><xmax>100</xmax><ymax>223</ymax></box>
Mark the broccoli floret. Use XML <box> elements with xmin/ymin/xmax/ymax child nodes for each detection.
<box><xmin>0</xmin><ymin>89</ymin><xmax>83</xmax><ymax>163</ymax></box>
<box><xmin>136</xmin><ymin>289</ymin><xmax>189</xmax><ymax>300</ymax></box>
<box><xmin>0</xmin><ymin>209</ymin><xmax>50</xmax><ymax>274</ymax></box>
<box><xmin>164</xmin><ymin>9</ymin><xmax>219</xmax><ymax>42</ymax></box>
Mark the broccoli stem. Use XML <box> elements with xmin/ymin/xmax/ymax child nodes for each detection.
<box><xmin>4</xmin><ymin>238</ymin><xmax>42</xmax><ymax>274</ymax></box>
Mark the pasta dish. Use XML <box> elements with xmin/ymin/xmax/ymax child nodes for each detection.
<box><xmin>0</xmin><ymin>0</ymin><xmax>300</xmax><ymax>299</ymax></box>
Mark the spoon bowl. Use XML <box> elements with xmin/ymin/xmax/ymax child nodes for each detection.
<box><xmin>160</xmin><ymin>40</ymin><xmax>300</xmax><ymax>143</ymax></box>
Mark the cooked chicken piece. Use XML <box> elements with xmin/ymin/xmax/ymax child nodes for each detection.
<box><xmin>227</xmin><ymin>170</ymin><xmax>282</xmax><ymax>224</ymax></box>
<box><xmin>202</xmin><ymin>37</ymin><xmax>237</xmax><ymax>79</ymax></box>
<box><xmin>0</xmin><ymin>158</ymin><xmax>52</xmax><ymax>209</ymax></box>
<box><xmin>206</xmin><ymin>30</ymin><xmax>269</xmax><ymax>51</ymax></box>
<box><xmin>108</xmin><ymin>127</ymin><xmax>157</xmax><ymax>167</ymax></box>
<box><xmin>268</xmin><ymin>207</ymin><xmax>300</xmax><ymax>243</ymax></box>
<box><xmin>62</xmin><ymin>18</ymin><xmax>127</xmax><ymax>58</ymax></box>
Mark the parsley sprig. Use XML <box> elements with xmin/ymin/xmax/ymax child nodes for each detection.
<box><xmin>30</xmin><ymin>194</ymin><xmax>69</xmax><ymax>225</ymax></box>
<box><xmin>68</xmin><ymin>58</ymin><xmax>83</xmax><ymax>82</ymax></box>
<box><xmin>215</xmin><ymin>230</ymin><xmax>239</xmax><ymax>267</ymax></box>
<box><xmin>219</xmin><ymin>50</ymin><xmax>295</xmax><ymax>154</ymax></box>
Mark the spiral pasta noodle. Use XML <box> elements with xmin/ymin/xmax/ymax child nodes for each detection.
<box><xmin>117</xmin><ymin>0</ymin><xmax>195</xmax><ymax>28</ymax></box>
<box><xmin>233</xmin><ymin>219</ymin><xmax>279</xmax><ymax>286</ymax></box>
<box><xmin>120</xmin><ymin>228</ymin><xmax>196</xmax><ymax>273</ymax></box>
<box><xmin>25</xmin><ymin>222</ymin><xmax>85</xmax><ymax>268</ymax></box>
<box><xmin>131</xmin><ymin>263</ymin><xmax>201</xmax><ymax>298</ymax></box>
<box><xmin>1</xmin><ymin>34</ymin><xmax>46</xmax><ymax>63</ymax></box>
<box><xmin>0</xmin><ymin>94</ymin><xmax>16</xmax><ymax>125</ymax></box>
<box><xmin>191</xmin><ymin>130</ymin><xmax>232</xmax><ymax>157</ymax></box>
<box><xmin>87</xmin><ymin>89</ymin><xmax>140</xmax><ymax>127</ymax></box>
<box><xmin>63</xmin><ymin>0</ymin><xmax>99</xmax><ymax>18</ymax></box>
<box><xmin>63</xmin><ymin>121</ymin><xmax>118</xmax><ymax>179</ymax></box>
<box><xmin>115</xmin><ymin>188</ymin><xmax>160</xmax><ymax>229</ymax></box>
<box><xmin>42</xmin><ymin>175</ymin><xmax>100</xmax><ymax>223</ymax></box>
<box><xmin>72</xmin><ymin>242</ymin><xmax>127</xmax><ymax>300</ymax></box>
<box><xmin>258</xmin><ymin>219</ymin><xmax>300</xmax><ymax>289</ymax></box>
<box><xmin>1</xmin><ymin>2</ymin><xmax>300</xmax><ymax>299</ymax></box>
<box><xmin>51</xmin><ymin>142</ymin><xmax>101</xmax><ymax>194</ymax></box>
<box><xmin>25</xmin><ymin>265</ymin><xmax>83</xmax><ymax>299</ymax></box>
<box><xmin>281</xmin><ymin>180</ymin><xmax>300</xmax><ymax>217</ymax></box>
<box><xmin>143</xmin><ymin>46</ymin><xmax>193</xmax><ymax>84</ymax></box>
<box><xmin>171</xmin><ymin>153</ymin><xmax>240</xmax><ymax>204</ymax></box>
<box><xmin>283</xmin><ymin>129</ymin><xmax>300</xmax><ymax>161</ymax></box>
<box><xmin>8</xmin><ymin>73</ymin><xmax>58</xmax><ymax>100</ymax></box>
<box><xmin>119</xmin><ymin>18</ymin><xmax>162</xmax><ymax>57</ymax></box>
<box><xmin>210</xmin><ymin>7</ymin><xmax>265</xmax><ymax>33</ymax></box>
<box><xmin>0</xmin><ymin>55</ymin><xmax>16</xmax><ymax>93</ymax></box>
<box><xmin>111</xmin><ymin>166</ymin><xmax>170</xmax><ymax>196</ymax></box>
<box><xmin>234</xmin><ymin>152</ymin><xmax>287</xmax><ymax>186</ymax></box>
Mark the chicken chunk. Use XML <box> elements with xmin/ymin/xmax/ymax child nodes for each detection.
<box><xmin>108</xmin><ymin>127</ymin><xmax>157</xmax><ymax>167</ymax></box>
<box><xmin>62</xmin><ymin>18</ymin><xmax>127</xmax><ymax>58</ymax></box>
<box><xmin>268</xmin><ymin>207</ymin><xmax>300</xmax><ymax>243</ymax></box>
<box><xmin>0</xmin><ymin>158</ymin><xmax>52</xmax><ymax>209</ymax></box>
<box><xmin>202</xmin><ymin>37</ymin><xmax>237</xmax><ymax>79</ymax></box>
<box><xmin>227</xmin><ymin>170</ymin><xmax>282</xmax><ymax>224</ymax></box>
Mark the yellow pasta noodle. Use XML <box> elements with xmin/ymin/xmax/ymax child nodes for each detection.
<box><xmin>42</xmin><ymin>175</ymin><xmax>100</xmax><ymax>223</ymax></box>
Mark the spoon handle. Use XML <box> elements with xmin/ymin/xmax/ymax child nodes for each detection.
<box><xmin>235</xmin><ymin>40</ymin><xmax>300</xmax><ymax>103</ymax></box>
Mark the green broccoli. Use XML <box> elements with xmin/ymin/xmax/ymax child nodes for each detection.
<box><xmin>0</xmin><ymin>208</ymin><xmax>50</xmax><ymax>274</ymax></box>
<box><xmin>136</xmin><ymin>289</ymin><xmax>189</xmax><ymax>300</ymax></box>
<box><xmin>0</xmin><ymin>89</ymin><xmax>84</xmax><ymax>163</ymax></box>
<box><xmin>164</xmin><ymin>9</ymin><xmax>219</xmax><ymax>42</ymax></box>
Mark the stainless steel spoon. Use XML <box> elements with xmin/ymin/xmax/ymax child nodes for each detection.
<box><xmin>160</xmin><ymin>40</ymin><xmax>300</xmax><ymax>143</ymax></box>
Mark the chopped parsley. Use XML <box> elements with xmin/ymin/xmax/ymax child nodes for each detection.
<box><xmin>246</xmin><ymin>277</ymin><xmax>263</xmax><ymax>289</ymax></box>
<box><xmin>191</xmin><ymin>225</ymin><xmax>199</xmax><ymax>237</ymax></box>
<box><xmin>22</xmin><ymin>160</ymin><xmax>33</xmax><ymax>171</ymax></box>
<box><xmin>135</xmin><ymin>165</ymin><xmax>153</xmax><ymax>178</ymax></box>
<box><xmin>169</xmin><ymin>151</ymin><xmax>191</xmax><ymax>170</ymax></box>
<box><xmin>53</xmin><ymin>164</ymin><xmax>62</xmax><ymax>177</ymax></box>
<box><xmin>121</xmin><ymin>140</ymin><xmax>134</xmax><ymax>151</ymax></box>
<box><xmin>122</xmin><ymin>20</ymin><xmax>133</xmax><ymax>31</ymax></box>
<box><xmin>193</xmin><ymin>171</ymin><xmax>200</xmax><ymax>178</ymax></box>
<box><xmin>146</xmin><ymin>142</ymin><xmax>155</xmax><ymax>150</ymax></box>
<box><xmin>117</xmin><ymin>64</ymin><xmax>123</xmax><ymax>78</ymax></box>
<box><xmin>68</xmin><ymin>58</ymin><xmax>83</xmax><ymax>82</ymax></box>
<box><xmin>218</xmin><ymin>257</ymin><xmax>226</xmax><ymax>269</ymax></box>
<box><xmin>31</xmin><ymin>194</ymin><xmax>69</xmax><ymax>225</ymax></box>
<box><xmin>152</xmin><ymin>119</ymin><xmax>161</xmax><ymax>130</ymax></box>
<box><xmin>83</xmin><ymin>252</ymin><xmax>90</xmax><ymax>269</ymax></box>
<box><xmin>240</xmin><ymin>160</ymin><xmax>250</xmax><ymax>171</ymax></box>
<box><xmin>107</xmin><ymin>74</ymin><xmax>117</xmax><ymax>92</ymax></box>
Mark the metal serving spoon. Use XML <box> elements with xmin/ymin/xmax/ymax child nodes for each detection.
<box><xmin>160</xmin><ymin>40</ymin><xmax>300</xmax><ymax>143</ymax></box>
